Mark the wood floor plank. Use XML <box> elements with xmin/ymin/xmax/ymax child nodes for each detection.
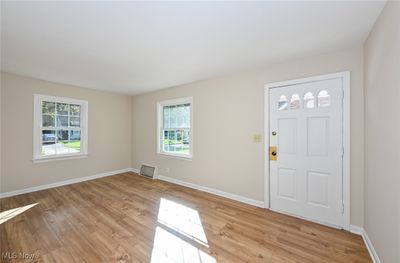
<box><xmin>0</xmin><ymin>172</ymin><xmax>372</xmax><ymax>263</ymax></box>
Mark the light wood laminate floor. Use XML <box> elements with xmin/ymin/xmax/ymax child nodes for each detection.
<box><xmin>0</xmin><ymin>172</ymin><xmax>371</xmax><ymax>263</ymax></box>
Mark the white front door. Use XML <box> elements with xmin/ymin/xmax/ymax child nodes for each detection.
<box><xmin>269</xmin><ymin>77</ymin><xmax>344</xmax><ymax>227</ymax></box>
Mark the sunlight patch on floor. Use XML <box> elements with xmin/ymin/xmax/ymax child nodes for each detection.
<box><xmin>0</xmin><ymin>203</ymin><xmax>38</xmax><ymax>224</ymax></box>
<box><xmin>157</xmin><ymin>198</ymin><xmax>208</xmax><ymax>247</ymax></box>
<box><xmin>151</xmin><ymin>198</ymin><xmax>216</xmax><ymax>263</ymax></box>
<box><xmin>151</xmin><ymin>226</ymin><xmax>216</xmax><ymax>263</ymax></box>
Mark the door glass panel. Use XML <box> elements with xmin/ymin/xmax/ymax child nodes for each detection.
<box><xmin>318</xmin><ymin>90</ymin><xmax>330</xmax><ymax>107</ymax></box>
<box><xmin>278</xmin><ymin>95</ymin><xmax>288</xmax><ymax>111</ymax></box>
<box><xmin>290</xmin><ymin>94</ymin><xmax>301</xmax><ymax>109</ymax></box>
<box><xmin>303</xmin><ymin>92</ymin><xmax>315</xmax><ymax>109</ymax></box>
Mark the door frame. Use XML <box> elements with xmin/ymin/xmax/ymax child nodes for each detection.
<box><xmin>263</xmin><ymin>71</ymin><xmax>350</xmax><ymax>230</ymax></box>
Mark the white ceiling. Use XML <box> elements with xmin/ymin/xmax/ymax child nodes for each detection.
<box><xmin>1</xmin><ymin>1</ymin><xmax>385</xmax><ymax>95</ymax></box>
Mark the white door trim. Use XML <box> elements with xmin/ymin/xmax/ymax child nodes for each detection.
<box><xmin>264</xmin><ymin>71</ymin><xmax>350</xmax><ymax>231</ymax></box>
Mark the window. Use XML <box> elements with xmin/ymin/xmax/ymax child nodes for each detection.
<box><xmin>33</xmin><ymin>95</ymin><xmax>88</xmax><ymax>162</ymax></box>
<box><xmin>317</xmin><ymin>90</ymin><xmax>330</xmax><ymax>107</ymax></box>
<box><xmin>157</xmin><ymin>97</ymin><xmax>192</xmax><ymax>158</ymax></box>
<box><xmin>303</xmin><ymin>92</ymin><xmax>315</xmax><ymax>109</ymax></box>
<box><xmin>290</xmin><ymin>94</ymin><xmax>301</xmax><ymax>109</ymax></box>
<box><xmin>278</xmin><ymin>95</ymin><xmax>288</xmax><ymax>111</ymax></box>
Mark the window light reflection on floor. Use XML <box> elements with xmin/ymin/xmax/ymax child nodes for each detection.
<box><xmin>157</xmin><ymin>198</ymin><xmax>208</xmax><ymax>247</ymax></box>
<box><xmin>151</xmin><ymin>226</ymin><xmax>216</xmax><ymax>263</ymax></box>
<box><xmin>0</xmin><ymin>203</ymin><xmax>38</xmax><ymax>224</ymax></box>
<box><xmin>152</xmin><ymin>198</ymin><xmax>216</xmax><ymax>263</ymax></box>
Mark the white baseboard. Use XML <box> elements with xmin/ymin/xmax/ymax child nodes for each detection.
<box><xmin>349</xmin><ymin>225</ymin><xmax>381</xmax><ymax>263</ymax></box>
<box><xmin>349</xmin><ymin>224</ymin><xmax>364</xmax><ymax>235</ymax></box>
<box><xmin>151</xmin><ymin>173</ymin><xmax>264</xmax><ymax>208</ymax></box>
<box><xmin>131</xmin><ymin>168</ymin><xmax>140</xmax><ymax>174</ymax></box>
<box><xmin>131</xmin><ymin>168</ymin><xmax>263</xmax><ymax>207</ymax></box>
<box><xmin>0</xmin><ymin>168</ymin><xmax>132</xmax><ymax>198</ymax></box>
<box><xmin>361</xmin><ymin>229</ymin><xmax>381</xmax><ymax>263</ymax></box>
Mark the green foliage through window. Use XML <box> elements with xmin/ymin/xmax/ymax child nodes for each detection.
<box><xmin>41</xmin><ymin>100</ymin><xmax>82</xmax><ymax>156</ymax></box>
<box><xmin>161</xmin><ymin>101</ymin><xmax>191</xmax><ymax>156</ymax></box>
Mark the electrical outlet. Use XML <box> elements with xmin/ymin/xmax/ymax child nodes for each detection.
<box><xmin>253</xmin><ymin>134</ymin><xmax>262</xmax><ymax>143</ymax></box>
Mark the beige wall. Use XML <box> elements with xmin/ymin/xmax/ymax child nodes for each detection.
<box><xmin>132</xmin><ymin>46</ymin><xmax>365</xmax><ymax>227</ymax></box>
<box><xmin>364</xmin><ymin>2</ymin><xmax>400</xmax><ymax>262</ymax></box>
<box><xmin>1</xmin><ymin>48</ymin><xmax>365</xmax><ymax>227</ymax></box>
<box><xmin>0</xmin><ymin>72</ymin><xmax>132</xmax><ymax>193</ymax></box>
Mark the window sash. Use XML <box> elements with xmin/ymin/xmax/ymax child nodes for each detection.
<box><xmin>163</xmin><ymin>103</ymin><xmax>191</xmax><ymax>129</ymax></box>
<box><xmin>40</xmin><ymin>129</ymin><xmax>82</xmax><ymax>155</ymax></box>
<box><xmin>33</xmin><ymin>94</ymin><xmax>88</xmax><ymax>161</ymax></box>
<box><xmin>157</xmin><ymin>97</ymin><xmax>193</xmax><ymax>158</ymax></box>
<box><xmin>161</xmin><ymin>128</ymin><xmax>190</xmax><ymax>153</ymax></box>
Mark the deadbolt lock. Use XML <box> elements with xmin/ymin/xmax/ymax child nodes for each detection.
<box><xmin>272</xmin><ymin>131</ymin><xmax>277</xmax><ymax>136</ymax></box>
<box><xmin>269</xmin><ymin>146</ymin><xmax>277</xmax><ymax>161</ymax></box>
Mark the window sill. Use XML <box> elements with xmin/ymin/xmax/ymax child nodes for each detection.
<box><xmin>157</xmin><ymin>152</ymin><xmax>193</xmax><ymax>161</ymax></box>
<box><xmin>33</xmin><ymin>154</ymin><xmax>88</xmax><ymax>163</ymax></box>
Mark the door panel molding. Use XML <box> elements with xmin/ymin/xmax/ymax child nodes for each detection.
<box><xmin>264</xmin><ymin>71</ymin><xmax>350</xmax><ymax>231</ymax></box>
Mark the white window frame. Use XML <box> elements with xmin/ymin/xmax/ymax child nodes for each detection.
<box><xmin>33</xmin><ymin>94</ymin><xmax>89</xmax><ymax>163</ymax></box>
<box><xmin>157</xmin><ymin>97</ymin><xmax>193</xmax><ymax>159</ymax></box>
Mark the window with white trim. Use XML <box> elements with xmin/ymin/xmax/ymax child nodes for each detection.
<box><xmin>33</xmin><ymin>94</ymin><xmax>88</xmax><ymax>161</ymax></box>
<box><xmin>157</xmin><ymin>97</ymin><xmax>192</xmax><ymax>158</ymax></box>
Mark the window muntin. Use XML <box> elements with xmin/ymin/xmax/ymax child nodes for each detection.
<box><xmin>34</xmin><ymin>95</ymin><xmax>88</xmax><ymax>161</ymax></box>
<box><xmin>158</xmin><ymin>98</ymin><xmax>192</xmax><ymax>158</ymax></box>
